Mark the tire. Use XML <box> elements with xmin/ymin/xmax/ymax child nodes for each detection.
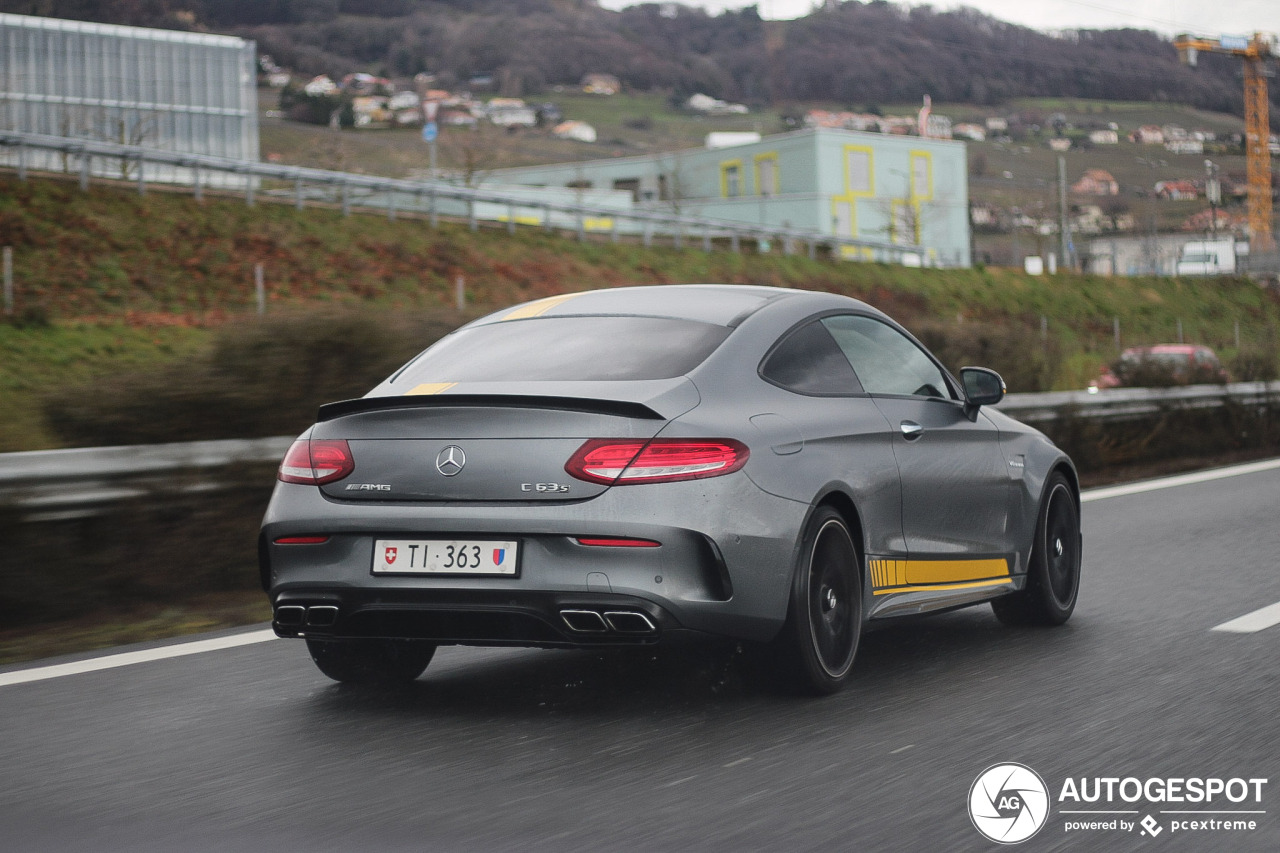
<box><xmin>770</xmin><ymin>506</ymin><xmax>863</xmax><ymax>695</ymax></box>
<box><xmin>306</xmin><ymin>638</ymin><xmax>437</xmax><ymax>684</ymax></box>
<box><xmin>992</xmin><ymin>472</ymin><xmax>1081</xmax><ymax>626</ymax></box>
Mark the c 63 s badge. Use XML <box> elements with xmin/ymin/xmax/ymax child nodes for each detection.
<box><xmin>522</xmin><ymin>483</ymin><xmax>570</xmax><ymax>493</ymax></box>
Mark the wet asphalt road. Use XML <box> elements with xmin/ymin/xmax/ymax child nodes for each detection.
<box><xmin>2</xmin><ymin>464</ymin><xmax>1278</xmax><ymax>853</ymax></box>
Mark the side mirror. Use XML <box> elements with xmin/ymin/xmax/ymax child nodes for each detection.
<box><xmin>960</xmin><ymin>367</ymin><xmax>1006</xmax><ymax>418</ymax></box>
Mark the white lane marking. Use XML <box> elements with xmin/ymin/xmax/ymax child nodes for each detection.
<box><xmin>1211</xmin><ymin>602</ymin><xmax>1280</xmax><ymax>634</ymax></box>
<box><xmin>0</xmin><ymin>629</ymin><xmax>277</xmax><ymax>688</ymax></box>
<box><xmin>1082</xmin><ymin>457</ymin><xmax>1280</xmax><ymax>503</ymax></box>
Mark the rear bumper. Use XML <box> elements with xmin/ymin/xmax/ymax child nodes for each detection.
<box><xmin>261</xmin><ymin>473</ymin><xmax>808</xmax><ymax>645</ymax></box>
<box><xmin>272</xmin><ymin>587</ymin><xmax>674</xmax><ymax>647</ymax></box>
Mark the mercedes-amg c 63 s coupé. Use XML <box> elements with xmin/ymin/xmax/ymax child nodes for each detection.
<box><xmin>260</xmin><ymin>285</ymin><xmax>1081</xmax><ymax>694</ymax></box>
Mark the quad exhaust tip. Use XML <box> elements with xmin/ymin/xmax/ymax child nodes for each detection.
<box><xmin>275</xmin><ymin>605</ymin><xmax>339</xmax><ymax>628</ymax></box>
<box><xmin>560</xmin><ymin>609</ymin><xmax>656</xmax><ymax>635</ymax></box>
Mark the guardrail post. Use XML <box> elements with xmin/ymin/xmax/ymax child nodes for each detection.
<box><xmin>702</xmin><ymin>227</ymin><xmax>711</xmax><ymax>252</ymax></box>
<box><xmin>254</xmin><ymin>263</ymin><xmax>265</xmax><ymax>316</ymax></box>
<box><xmin>136</xmin><ymin>154</ymin><xmax>146</xmax><ymax>196</ymax></box>
<box><xmin>543</xmin><ymin>203</ymin><xmax>551</xmax><ymax>231</ymax></box>
<box><xmin>387</xmin><ymin>190</ymin><xmax>397</xmax><ymax>222</ymax></box>
<box><xmin>507</xmin><ymin>201</ymin><xmax>516</xmax><ymax>235</ymax></box>
<box><xmin>295</xmin><ymin>175</ymin><xmax>304</xmax><ymax>210</ymax></box>
<box><xmin>611</xmin><ymin>217</ymin><xmax>619</xmax><ymax>244</ymax></box>
<box><xmin>674</xmin><ymin>224</ymin><xmax>682</xmax><ymax>251</ymax></box>
<box><xmin>731</xmin><ymin>230</ymin><xmax>740</xmax><ymax>253</ymax></box>
<box><xmin>643</xmin><ymin>221</ymin><xmax>652</xmax><ymax>248</ymax></box>
<box><xmin>79</xmin><ymin>152</ymin><xmax>90</xmax><ymax>191</ymax></box>
<box><xmin>16</xmin><ymin>144</ymin><xmax>26</xmax><ymax>181</ymax></box>
<box><xmin>429</xmin><ymin>188</ymin><xmax>438</xmax><ymax>228</ymax></box>
<box><xmin>193</xmin><ymin>163</ymin><xmax>202</xmax><ymax>202</ymax></box>
<box><xmin>341</xmin><ymin>181</ymin><xmax>350</xmax><ymax>217</ymax></box>
<box><xmin>576</xmin><ymin>213</ymin><xmax>585</xmax><ymax>242</ymax></box>
<box><xmin>808</xmin><ymin>239</ymin><xmax>816</xmax><ymax>261</ymax></box>
<box><xmin>3</xmin><ymin>246</ymin><xmax>13</xmax><ymax>316</ymax></box>
<box><xmin>244</xmin><ymin>168</ymin><xmax>255</xmax><ymax>206</ymax></box>
<box><xmin>468</xmin><ymin>199</ymin><xmax>477</xmax><ymax>232</ymax></box>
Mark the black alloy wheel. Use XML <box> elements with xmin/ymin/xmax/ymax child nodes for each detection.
<box><xmin>992</xmin><ymin>472</ymin><xmax>1081</xmax><ymax>626</ymax></box>
<box><xmin>772</xmin><ymin>506</ymin><xmax>863</xmax><ymax>695</ymax></box>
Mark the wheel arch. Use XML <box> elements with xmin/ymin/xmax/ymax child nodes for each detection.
<box><xmin>808</xmin><ymin>488</ymin><xmax>868</xmax><ymax>592</ymax></box>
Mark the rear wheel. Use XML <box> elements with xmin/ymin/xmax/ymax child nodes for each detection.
<box><xmin>992</xmin><ymin>472</ymin><xmax>1080</xmax><ymax>626</ymax></box>
<box><xmin>770</xmin><ymin>506</ymin><xmax>863</xmax><ymax>695</ymax></box>
<box><xmin>306</xmin><ymin>638</ymin><xmax>437</xmax><ymax>684</ymax></box>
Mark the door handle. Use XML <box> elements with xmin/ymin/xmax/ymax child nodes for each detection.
<box><xmin>900</xmin><ymin>421</ymin><xmax>924</xmax><ymax>440</ymax></box>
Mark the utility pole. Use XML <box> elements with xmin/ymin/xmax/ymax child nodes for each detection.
<box><xmin>1204</xmin><ymin>159</ymin><xmax>1221</xmax><ymax>239</ymax></box>
<box><xmin>1058</xmin><ymin>155</ymin><xmax>1070</xmax><ymax>270</ymax></box>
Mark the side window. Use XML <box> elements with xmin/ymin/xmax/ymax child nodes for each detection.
<box><xmin>821</xmin><ymin>315</ymin><xmax>953</xmax><ymax>399</ymax></box>
<box><xmin>760</xmin><ymin>320</ymin><xmax>864</xmax><ymax>395</ymax></box>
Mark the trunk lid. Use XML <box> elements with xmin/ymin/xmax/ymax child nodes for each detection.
<box><xmin>310</xmin><ymin>379</ymin><xmax>698</xmax><ymax>503</ymax></box>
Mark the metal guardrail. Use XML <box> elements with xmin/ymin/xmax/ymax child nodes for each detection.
<box><xmin>0</xmin><ymin>130</ymin><xmax>920</xmax><ymax>262</ymax></box>
<box><xmin>3</xmin><ymin>383</ymin><xmax>1278</xmax><ymax>520</ymax></box>
<box><xmin>998</xmin><ymin>381</ymin><xmax>1280</xmax><ymax>424</ymax></box>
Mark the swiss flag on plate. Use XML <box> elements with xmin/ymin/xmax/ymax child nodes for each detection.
<box><xmin>385</xmin><ymin>547</ymin><xmax>397</xmax><ymax>565</ymax></box>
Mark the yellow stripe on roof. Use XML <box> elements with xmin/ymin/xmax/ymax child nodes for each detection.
<box><xmin>405</xmin><ymin>382</ymin><xmax>456</xmax><ymax>396</ymax></box>
<box><xmin>500</xmin><ymin>292</ymin><xmax>582</xmax><ymax>321</ymax></box>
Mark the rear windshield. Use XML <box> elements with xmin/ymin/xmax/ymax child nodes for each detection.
<box><xmin>391</xmin><ymin>316</ymin><xmax>731</xmax><ymax>383</ymax></box>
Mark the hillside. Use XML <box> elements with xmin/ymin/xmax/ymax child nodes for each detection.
<box><xmin>2</xmin><ymin>171</ymin><xmax>1279</xmax><ymax>452</ymax></box>
<box><xmin>1</xmin><ymin>0</ymin><xmax>1268</xmax><ymax>119</ymax></box>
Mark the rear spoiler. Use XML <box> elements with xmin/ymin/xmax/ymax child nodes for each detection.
<box><xmin>318</xmin><ymin>394</ymin><xmax>665</xmax><ymax>423</ymax></box>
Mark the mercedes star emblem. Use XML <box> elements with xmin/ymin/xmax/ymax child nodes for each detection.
<box><xmin>435</xmin><ymin>445</ymin><xmax>466</xmax><ymax>477</ymax></box>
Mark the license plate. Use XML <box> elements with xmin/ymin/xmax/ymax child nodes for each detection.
<box><xmin>373</xmin><ymin>539</ymin><xmax>519</xmax><ymax>575</ymax></box>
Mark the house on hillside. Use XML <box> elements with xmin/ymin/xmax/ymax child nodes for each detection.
<box><xmin>581</xmin><ymin>73</ymin><xmax>620</xmax><ymax>95</ymax></box>
<box><xmin>1166</xmin><ymin>139</ymin><xmax>1204</xmax><ymax>154</ymax></box>
<box><xmin>1130</xmin><ymin>125</ymin><xmax>1164</xmax><ymax>145</ymax></box>
<box><xmin>486</xmin><ymin>98</ymin><xmax>537</xmax><ymax>127</ymax></box>
<box><xmin>1088</xmin><ymin>129</ymin><xmax>1119</xmax><ymax>145</ymax></box>
<box><xmin>304</xmin><ymin>75</ymin><xmax>338</xmax><ymax>96</ymax></box>
<box><xmin>1072</xmin><ymin>169</ymin><xmax>1119</xmax><ymax>196</ymax></box>
<box><xmin>686</xmin><ymin>93</ymin><xmax>749</xmax><ymax>115</ymax></box>
<box><xmin>953</xmin><ymin>123</ymin><xmax>986</xmax><ymax>142</ymax></box>
<box><xmin>553</xmin><ymin>120</ymin><xmax>597</xmax><ymax>143</ymax></box>
<box><xmin>1155</xmin><ymin>180</ymin><xmax>1198</xmax><ymax>200</ymax></box>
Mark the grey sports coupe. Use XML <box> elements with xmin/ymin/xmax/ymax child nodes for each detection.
<box><xmin>260</xmin><ymin>285</ymin><xmax>1081</xmax><ymax>694</ymax></box>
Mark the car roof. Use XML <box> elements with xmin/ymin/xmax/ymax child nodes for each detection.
<box><xmin>1123</xmin><ymin>344</ymin><xmax>1208</xmax><ymax>355</ymax></box>
<box><xmin>467</xmin><ymin>285</ymin><xmax>872</xmax><ymax>329</ymax></box>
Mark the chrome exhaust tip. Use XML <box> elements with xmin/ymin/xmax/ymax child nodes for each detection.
<box><xmin>305</xmin><ymin>605</ymin><xmax>339</xmax><ymax>627</ymax></box>
<box><xmin>603</xmin><ymin>611</ymin><xmax>657</xmax><ymax>633</ymax></box>
<box><xmin>560</xmin><ymin>610</ymin><xmax>609</xmax><ymax>633</ymax></box>
<box><xmin>275</xmin><ymin>605</ymin><xmax>306</xmax><ymax>627</ymax></box>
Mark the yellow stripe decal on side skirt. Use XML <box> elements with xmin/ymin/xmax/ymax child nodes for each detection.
<box><xmin>869</xmin><ymin>557</ymin><xmax>1011</xmax><ymax>595</ymax></box>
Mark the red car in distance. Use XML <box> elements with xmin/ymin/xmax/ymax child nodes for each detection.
<box><xmin>1090</xmin><ymin>344</ymin><xmax>1229</xmax><ymax>391</ymax></box>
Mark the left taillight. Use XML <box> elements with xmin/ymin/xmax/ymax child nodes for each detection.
<box><xmin>278</xmin><ymin>439</ymin><xmax>355</xmax><ymax>485</ymax></box>
<box><xmin>566</xmin><ymin>438</ymin><xmax>749</xmax><ymax>485</ymax></box>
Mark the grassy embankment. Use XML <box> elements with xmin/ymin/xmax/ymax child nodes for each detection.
<box><xmin>3</xmin><ymin>172</ymin><xmax>1277</xmax><ymax>451</ymax></box>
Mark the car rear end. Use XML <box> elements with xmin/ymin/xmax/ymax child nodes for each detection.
<box><xmin>259</xmin><ymin>288</ymin><xmax>805</xmax><ymax>649</ymax></box>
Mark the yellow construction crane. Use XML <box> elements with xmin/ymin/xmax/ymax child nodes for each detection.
<box><xmin>1174</xmin><ymin>32</ymin><xmax>1276</xmax><ymax>251</ymax></box>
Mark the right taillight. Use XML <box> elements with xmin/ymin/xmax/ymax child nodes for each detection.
<box><xmin>566</xmin><ymin>438</ymin><xmax>749</xmax><ymax>485</ymax></box>
<box><xmin>278</xmin><ymin>439</ymin><xmax>355</xmax><ymax>485</ymax></box>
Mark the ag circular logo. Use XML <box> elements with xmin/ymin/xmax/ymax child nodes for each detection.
<box><xmin>969</xmin><ymin>763</ymin><xmax>1050</xmax><ymax>844</ymax></box>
